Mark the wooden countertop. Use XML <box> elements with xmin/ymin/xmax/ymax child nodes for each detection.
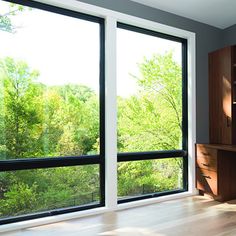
<box><xmin>197</xmin><ymin>143</ymin><xmax>236</xmax><ymax>152</ymax></box>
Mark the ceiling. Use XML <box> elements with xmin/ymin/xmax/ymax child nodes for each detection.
<box><xmin>130</xmin><ymin>0</ymin><xmax>236</xmax><ymax>29</ymax></box>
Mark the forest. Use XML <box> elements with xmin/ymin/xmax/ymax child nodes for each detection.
<box><xmin>0</xmin><ymin>3</ymin><xmax>184</xmax><ymax>219</ymax></box>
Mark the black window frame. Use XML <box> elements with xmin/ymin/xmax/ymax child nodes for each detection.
<box><xmin>0</xmin><ymin>0</ymin><xmax>105</xmax><ymax>225</ymax></box>
<box><xmin>117</xmin><ymin>22</ymin><xmax>188</xmax><ymax>204</ymax></box>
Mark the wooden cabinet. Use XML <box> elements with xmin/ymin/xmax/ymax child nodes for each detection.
<box><xmin>209</xmin><ymin>45</ymin><xmax>236</xmax><ymax>144</ymax></box>
<box><xmin>196</xmin><ymin>45</ymin><xmax>236</xmax><ymax>202</ymax></box>
<box><xmin>196</xmin><ymin>144</ymin><xmax>236</xmax><ymax>202</ymax></box>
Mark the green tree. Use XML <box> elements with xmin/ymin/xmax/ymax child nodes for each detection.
<box><xmin>0</xmin><ymin>48</ymin><xmax>184</xmax><ymax>216</ymax></box>
<box><xmin>0</xmin><ymin>182</ymin><xmax>38</xmax><ymax>216</ymax></box>
<box><xmin>0</xmin><ymin>3</ymin><xmax>25</xmax><ymax>33</ymax></box>
<box><xmin>0</xmin><ymin>57</ymin><xmax>100</xmax><ymax>159</ymax></box>
<box><xmin>0</xmin><ymin>57</ymin><xmax>101</xmax><ymax>217</ymax></box>
<box><xmin>56</xmin><ymin>84</ymin><xmax>99</xmax><ymax>155</ymax></box>
<box><xmin>0</xmin><ymin>57</ymin><xmax>41</xmax><ymax>159</ymax></box>
<box><xmin>118</xmin><ymin>52</ymin><xmax>183</xmax><ymax>197</ymax></box>
<box><xmin>118</xmin><ymin>52</ymin><xmax>182</xmax><ymax>153</ymax></box>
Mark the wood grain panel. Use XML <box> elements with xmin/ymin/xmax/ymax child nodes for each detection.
<box><xmin>196</xmin><ymin>153</ymin><xmax>217</xmax><ymax>171</ymax></box>
<box><xmin>196</xmin><ymin>168</ymin><xmax>217</xmax><ymax>196</ymax></box>
<box><xmin>218</xmin><ymin>150</ymin><xmax>236</xmax><ymax>201</ymax></box>
<box><xmin>209</xmin><ymin>50</ymin><xmax>222</xmax><ymax>143</ymax></box>
<box><xmin>196</xmin><ymin>143</ymin><xmax>236</xmax><ymax>202</ymax></box>
<box><xmin>196</xmin><ymin>144</ymin><xmax>217</xmax><ymax>171</ymax></box>
<box><xmin>221</xmin><ymin>47</ymin><xmax>232</xmax><ymax>144</ymax></box>
<box><xmin>232</xmin><ymin>46</ymin><xmax>236</xmax><ymax>144</ymax></box>
<box><xmin>209</xmin><ymin>46</ymin><xmax>232</xmax><ymax>144</ymax></box>
<box><xmin>196</xmin><ymin>143</ymin><xmax>236</xmax><ymax>151</ymax></box>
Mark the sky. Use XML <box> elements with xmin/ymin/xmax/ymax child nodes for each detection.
<box><xmin>117</xmin><ymin>29</ymin><xmax>182</xmax><ymax>96</ymax></box>
<box><xmin>0</xmin><ymin>1</ymin><xmax>181</xmax><ymax>97</ymax></box>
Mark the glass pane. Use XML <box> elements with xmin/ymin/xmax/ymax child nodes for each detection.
<box><xmin>0</xmin><ymin>2</ymin><xmax>100</xmax><ymax>159</ymax></box>
<box><xmin>118</xmin><ymin>158</ymin><xmax>183</xmax><ymax>199</ymax></box>
<box><xmin>117</xmin><ymin>27</ymin><xmax>183</xmax><ymax>152</ymax></box>
<box><xmin>0</xmin><ymin>165</ymin><xmax>100</xmax><ymax>219</ymax></box>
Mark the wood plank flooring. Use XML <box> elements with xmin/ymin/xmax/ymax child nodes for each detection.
<box><xmin>2</xmin><ymin>196</ymin><xmax>236</xmax><ymax>236</ymax></box>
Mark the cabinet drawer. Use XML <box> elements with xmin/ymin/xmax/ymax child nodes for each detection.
<box><xmin>196</xmin><ymin>145</ymin><xmax>217</xmax><ymax>171</ymax></box>
<box><xmin>196</xmin><ymin>168</ymin><xmax>218</xmax><ymax>195</ymax></box>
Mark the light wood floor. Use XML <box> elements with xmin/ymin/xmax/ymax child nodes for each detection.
<box><xmin>2</xmin><ymin>196</ymin><xmax>236</xmax><ymax>236</ymax></box>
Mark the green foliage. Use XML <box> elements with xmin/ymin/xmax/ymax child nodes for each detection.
<box><xmin>118</xmin><ymin>158</ymin><xmax>182</xmax><ymax>197</ymax></box>
<box><xmin>0</xmin><ymin>57</ymin><xmax>41</xmax><ymax>159</ymax></box>
<box><xmin>0</xmin><ymin>51</ymin><xmax>184</xmax><ymax>218</ymax></box>
<box><xmin>0</xmin><ymin>3</ymin><xmax>26</xmax><ymax>33</ymax></box>
<box><xmin>0</xmin><ymin>182</ymin><xmax>38</xmax><ymax>216</ymax></box>
<box><xmin>0</xmin><ymin>56</ymin><xmax>101</xmax><ymax>217</ymax></box>
<box><xmin>118</xmin><ymin>52</ymin><xmax>182</xmax><ymax>152</ymax></box>
<box><xmin>117</xmin><ymin>52</ymin><xmax>183</xmax><ymax>197</ymax></box>
<box><xmin>0</xmin><ymin>57</ymin><xmax>99</xmax><ymax>159</ymax></box>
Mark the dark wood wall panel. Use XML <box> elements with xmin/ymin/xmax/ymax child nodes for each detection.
<box><xmin>209</xmin><ymin>47</ymin><xmax>232</xmax><ymax>144</ymax></box>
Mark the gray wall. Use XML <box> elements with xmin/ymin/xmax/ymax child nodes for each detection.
<box><xmin>78</xmin><ymin>0</ymin><xmax>223</xmax><ymax>143</ymax></box>
<box><xmin>222</xmin><ymin>24</ymin><xmax>236</xmax><ymax>47</ymax></box>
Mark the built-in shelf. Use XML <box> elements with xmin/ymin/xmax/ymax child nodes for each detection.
<box><xmin>233</xmin><ymin>102</ymin><xmax>236</xmax><ymax>104</ymax></box>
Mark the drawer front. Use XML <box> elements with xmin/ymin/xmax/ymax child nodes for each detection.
<box><xmin>196</xmin><ymin>145</ymin><xmax>217</xmax><ymax>171</ymax></box>
<box><xmin>196</xmin><ymin>168</ymin><xmax>218</xmax><ymax>195</ymax></box>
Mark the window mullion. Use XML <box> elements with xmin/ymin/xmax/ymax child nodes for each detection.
<box><xmin>105</xmin><ymin>16</ymin><xmax>118</xmax><ymax>210</ymax></box>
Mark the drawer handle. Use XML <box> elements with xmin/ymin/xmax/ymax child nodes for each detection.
<box><xmin>202</xmin><ymin>175</ymin><xmax>211</xmax><ymax>179</ymax></box>
<box><xmin>201</xmin><ymin>163</ymin><xmax>210</xmax><ymax>167</ymax></box>
<box><xmin>202</xmin><ymin>152</ymin><xmax>209</xmax><ymax>156</ymax></box>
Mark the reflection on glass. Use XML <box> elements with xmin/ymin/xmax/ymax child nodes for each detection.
<box><xmin>0</xmin><ymin>165</ymin><xmax>100</xmax><ymax>218</ymax></box>
<box><xmin>0</xmin><ymin>2</ymin><xmax>100</xmax><ymax>159</ymax></box>
<box><xmin>118</xmin><ymin>158</ymin><xmax>183</xmax><ymax>199</ymax></box>
<box><xmin>117</xmin><ymin>27</ymin><xmax>183</xmax><ymax>152</ymax></box>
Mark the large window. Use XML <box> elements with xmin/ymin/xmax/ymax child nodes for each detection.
<box><xmin>117</xmin><ymin>23</ymin><xmax>188</xmax><ymax>202</ymax></box>
<box><xmin>0</xmin><ymin>0</ymin><xmax>105</xmax><ymax>224</ymax></box>
<box><xmin>0</xmin><ymin>0</ymin><xmax>191</xmax><ymax>226</ymax></box>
